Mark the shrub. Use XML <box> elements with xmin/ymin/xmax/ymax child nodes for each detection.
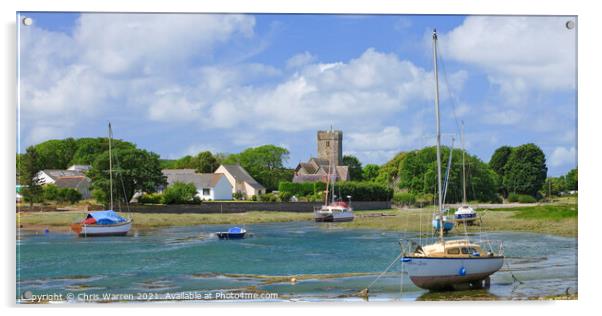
<box><xmin>43</xmin><ymin>184</ymin><xmax>60</xmax><ymax>201</ymax></box>
<box><xmin>60</xmin><ymin>188</ymin><xmax>82</xmax><ymax>204</ymax></box>
<box><xmin>139</xmin><ymin>193</ymin><xmax>163</xmax><ymax>204</ymax></box>
<box><xmin>232</xmin><ymin>192</ymin><xmax>244</xmax><ymax>200</ymax></box>
<box><xmin>331</xmin><ymin>181</ymin><xmax>394</xmax><ymax>201</ymax></box>
<box><xmin>508</xmin><ymin>193</ymin><xmax>537</xmax><ymax>203</ymax></box>
<box><xmin>258</xmin><ymin>193</ymin><xmax>279</xmax><ymax>202</ymax></box>
<box><xmin>415</xmin><ymin>193</ymin><xmax>434</xmax><ymax>208</ymax></box>
<box><xmin>517</xmin><ymin>194</ymin><xmax>537</xmax><ymax>203</ymax></box>
<box><xmin>42</xmin><ymin>185</ymin><xmax>82</xmax><ymax>204</ymax></box>
<box><xmin>278</xmin><ymin>181</ymin><xmax>326</xmax><ymax>197</ymax></box>
<box><xmin>161</xmin><ymin>182</ymin><xmax>198</xmax><ymax>204</ymax></box>
<box><xmin>393</xmin><ymin>192</ymin><xmax>416</xmax><ymax>206</ymax></box>
<box><xmin>279</xmin><ymin>191</ymin><xmax>292</xmax><ymax>202</ymax></box>
<box><xmin>250</xmin><ymin>194</ymin><xmax>257</xmax><ymax>201</ymax></box>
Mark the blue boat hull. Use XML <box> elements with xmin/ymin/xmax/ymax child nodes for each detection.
<box><xmin>217</xmin><ymin>232</ymin><xmax>246</xmax><ymax>239</ymax></box>
<box><xmin>432</xmin><ymin>219</ymin><xmax>454</xmax><ymax>232</ymax></box>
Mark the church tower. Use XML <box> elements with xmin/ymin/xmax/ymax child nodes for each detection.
<box><xmin>317</xmin><ymin>129</ymin><xmax>343</xmax><ymax>165</ymax></box>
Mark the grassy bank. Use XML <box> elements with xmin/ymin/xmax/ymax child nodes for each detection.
<box><xmin>340</xmin><ymin>203</ymin><xmax>577</xmax><ymax>237</ymax></box>
<box><xmin>17</xmin><ymin>203</ymin><xmax>577</xmax><ymax>237</ymax></box>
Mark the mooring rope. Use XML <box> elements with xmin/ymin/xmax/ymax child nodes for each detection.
<box><xmin>364</xmin><ymin>252</ymin><xmax>404</xmax><ymax>292</ymax></box>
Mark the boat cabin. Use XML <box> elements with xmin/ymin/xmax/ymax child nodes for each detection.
<box><xmin>413</xmin><ymin>240</ymin><xmax>487</xmax><ymax>258</ymax></box>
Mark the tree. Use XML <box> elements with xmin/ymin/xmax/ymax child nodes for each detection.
<box><xmin>489</xmin><ymin>146</ymin><xmax>513</xmax><ymax>176</ymax></box>
<box><xmin>544</xmin><ymin>177</ymin><xmax>566</xmax><ymax>196</ymax></box>
<box><xmin>489</xmin><ymin>145</ymin><xmax>513</xmax><ymax>197</ymax></box>
<box><xmin>397</xmin><ymin>146</ymin><xmax>499</xmax><ymax>203</ymax></box>
<box><xmin>18</xmin><ymin>146</ymin><xmax>44</xmax><ymax>206</ymax></box>
<box><xmin>88</xmin><ymin>147</ymin><xmax>167</xmax><ymax>208</ymax></box>
<box><xmin>191</xmin><ymin>151</ymin><xmax>219</xmax><ymax>173</ymax></box>
<box><xmin>565</xmin><ymin>168</ymin><xmax>578</xmax><ymax>191</ymax></box>
<box><xmin>503</xmin><ymin>143</ymin><xmax>548</xmax><ymax>197</ymax></box>
<box><xmin>374</xmin><ymin>152</ymin><xmax>406</xmax><ymax>187</ymax></box>
<box><xmin>342</xmin><ymin>155</ymin><xmax>363</xmax><ymax>181</ymax></box>
<box><xmin>223</xmin><ymin>145</ymin><xmax>291</xmax><ymax>191</ymax></box>
<box><xmin>362</xmin><ymin>164</ymin><xmax>380</xmax><ymax>182</ymax></box>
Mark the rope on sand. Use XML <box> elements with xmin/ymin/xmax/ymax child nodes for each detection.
<box><xmin>359</xmin><ymin>252</ymin><xmax>403</xmax><ymax>297</ymax></box>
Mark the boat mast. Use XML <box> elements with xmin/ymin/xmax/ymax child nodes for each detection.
<box><xmin>461</xmin><ymin>121</ymin><xmax>467</xmax><ymax>205</ymax></box>
<box><xmin>108</xmin><ymin>122</ymin><xmax>114</xmax><ymax>211</ymax></box>
<box><xmin>432</xmin><ymin>29</ymin><xmax>444</xmax><ymax>242</ymax></box>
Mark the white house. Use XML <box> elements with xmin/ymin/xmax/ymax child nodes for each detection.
<box><xmin>214</xmin><ymin>164</ymin><xmax>266</xmax><ymax>198</ymax></box>
<box><xmin>36</xmin><ymin>169</ymin><xmax>86</xmax><ymax>185</ymax></box>
<box><xmin>162</xmin><ymin>169</ymin><xmax>232</xmax><ymax>200</ymax></box>
<box><xmin>34</xmin><ymin>169</ymin><xmax>92</xmax><ymax>198</ymax></box>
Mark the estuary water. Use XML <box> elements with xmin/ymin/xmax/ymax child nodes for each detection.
<box><xmin>17</xmin><ymin>221</ymin><xmax>577</xmax><ymax>302</ymax></box>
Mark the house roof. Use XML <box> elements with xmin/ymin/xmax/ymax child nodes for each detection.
<box><xmin>218</xmin><ymin>165</ymin><xmax>265</xmax><ymax>190</ymax></box>
<box><xmin>54</xmin><ymin>176</ymin><xmax>91</xmax><ymax>190</ymax></box>
<box><xmin>162</xmin><ymin>169</ymin><xmax>227</xmax><ymax>189</ymax></box>
<box><xmin>40</xmin><ymin>169</ymin><xmax>85</xmax><ymax>181</ymax></box>
<box><xmin>293</xmin><ymin>159</ymin><xmax>349</xmax><ymax>182</ymax></box>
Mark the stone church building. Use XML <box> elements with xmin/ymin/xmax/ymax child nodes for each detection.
<box><xmin>292</xmin><ymin>130</ymin><xmax>350</xmax><ymax>183</ymax></box>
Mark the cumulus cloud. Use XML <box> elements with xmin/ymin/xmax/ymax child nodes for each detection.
<box><xmin>549</xmin><ymin>146</ymin><xmax>576</xmax><ymax>168</ymax></box>
<box><xmin>18</xmin><ymin>13</ymin><xmax>256</xmax><ymax>145</ymax></box>
<box><xmin>442</xmin><ymin>16</ymin><xmax>576</xmax><ymax>102</ymax></box>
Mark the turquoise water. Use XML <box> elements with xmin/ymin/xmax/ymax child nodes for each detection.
<box><xmin>16</xmin><ymin>221</ymin><xmax>577</xmax><ymax>302</ymax></box>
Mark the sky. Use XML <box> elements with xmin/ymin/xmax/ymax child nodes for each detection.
<box><xmin>17</xmin><ymin>13</ymin><xmax>577</xmax><ymax>176</ymax></box>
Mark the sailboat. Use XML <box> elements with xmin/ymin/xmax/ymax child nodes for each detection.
<box><xmin>454</xmin><ymin>122</ymin><xmax>479</xmax><ymax>225</ymax></box>
<box><xmin>70</xmin><ymin>123</ymin><xmax>132</xmax><ymax>237</ymax></box>
<box><xmin>432</xmin><ymin>138</ymin><xmax>455</xmax><ymax>233</ymax></box>
<box><xmin>314</xmin><ymin>130</ymin><xmax>354</xmax><ymax>222</ymax></box>
<box><xmin>401</xmin><ymin>30</ymin><xmax>503</xmax><ymax>291</ymax></box>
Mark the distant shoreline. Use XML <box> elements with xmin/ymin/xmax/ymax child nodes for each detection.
<box><xmin>17</xmin><ymin>202</ymin><xmax>577</xmax><ymax>237</ymax></box>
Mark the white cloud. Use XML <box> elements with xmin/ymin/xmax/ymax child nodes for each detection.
<box><xmin>19</xmin><ymin>14</ymin><xmax>256</xmax><ymax>145</ymax></box>
<box><xmin>442</xmin><ymin>16</ymin><xmax>576</xmax><ymax>102</ymax></box>
<box><xmin>549</xmin><ymin>146</ymin><xmax>576</xmax><ymax>168</ymax></box>
<box><xmin>75</xmin><ymin>14</ymin><xmax>255</xmax><ymax>76</ymax></box>
<box><xmin>286</xmin><ymin>51</ymin><xmax>316</xmax><ymax>69</ymax></box>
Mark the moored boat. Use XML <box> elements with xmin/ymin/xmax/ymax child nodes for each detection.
<box><xmin>70</xmin><ymin>210</ymin><xmax>132</xmax><ymax>237</ymax></box>
<box><xmin>314</xmin><ymin>201</ymin><xmax>354</xmax><ymax>222</ymax></box>
<box><xmin>401</xmin><ymin>29</ymin><xmax>503</xmax><ymax>291</ymax></box>
<box><xmin>314</xmin><ymin>128</ymin><xmax>354</xmax><ymax>223</ymax></box>
<box><xmin>217</xmin><ymin>227</ymin><xmax>247</xmax><ymax>239</ymax></box>
<box><xmin>453</xmin><ymin>122</ymin><xmax>479</xmax><ymax>225</ymax></box>
<box><xmin>70</xmin><ymin>123</ymin><xmax>132</xmax><ymax>237</ymax></box>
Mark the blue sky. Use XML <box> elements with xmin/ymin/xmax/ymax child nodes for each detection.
<box><xmin>17</xmin><ymin>13</ymin><xmax>577</xmax><ymax>176</ymax></box>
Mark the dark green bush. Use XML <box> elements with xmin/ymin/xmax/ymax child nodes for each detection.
<box><xmin>508</xmin><ymin>193</ymin><xmax>537</xmax><ymax>203</ymax></box>
<box><xmin>279</xmin><ymin>191</ymin><xmax>292</xmax><ymax>202</ymax></box>
<box><xmin>139</xmin><ymin>193</ymin><xmax>162</xmax><ymax>204</ymax></box>
<box><xmin>278</xmin><ymin>182</ymin><xmax>326</xmax><ymax>196</ymax></box>
<box><xmin>517</xmin><ymin>194</ymin><xmax>537</xmax><ymax>203</ymax></box>
<box><xmin>393</xmin><ymin>192</ymin><xmax>416</xmax><ymax>206</ymax></box>
<box><xmin>161</xmin><ymin>182</ymin><xmax>198</xmax><ymax>204</ymax></box>
<box><xmin>42</xmin><ymin>184</ymin><xmax>82</xmax><ymax>204</ymax></box>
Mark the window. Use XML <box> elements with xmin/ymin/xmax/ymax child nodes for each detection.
<box><xmin>202</xmin><ymin>188</ymin><xmax>211</xmax><ymax>196</ymax></box>
<box><xmin>461</xmin><ymin>248</ymin><xmax>470</xmax><ymax>254</ymax></box>
<box><xmin>326</xmin><ymin>141</ymin><xmax>330</xmax><ymax>147</ymax></box>
<box><xmin>447</xmin><ymin>248</ymin><xmax>460</xmax><ymax>255</ymax></box>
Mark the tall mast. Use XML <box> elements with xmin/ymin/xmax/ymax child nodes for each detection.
<box><xmin>461</xmin><ymin>121</ymin><xmax>467</xmax><ymax>205</ymax></box>
<box><xmin>432</xmin><ymin>29</ymin><xmax>444</xmax><ymax>241</ymax></box>
<box><xmin>108</xmin><ymin>122</ymin><xmax>113</xmax><ymax>210</ymax></box>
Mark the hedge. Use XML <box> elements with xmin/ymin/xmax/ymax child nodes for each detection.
<box><xmin>393</xmin><ymin>192</ymin><xmax>416</xmax><ymax>206</ymax></box>
<box><xmin>278</xmin><ymin>182</ymin><xmax>326</xmax><ymax>197</ymax></box>
<box><xmin>279</xmin><ymin>181</ymin><xmax>393</xmax><ymax>201</ymax></box>
<box><xmin>508</xmin><ymin>193</ymin><xmax>537</xmax><ymax>203</ymax></box>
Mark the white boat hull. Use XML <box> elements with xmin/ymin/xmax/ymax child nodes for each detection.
<box><xmin>402</xmin><ymin>256</ymin><xmax>503</xmax><ymax>291</ymax></box>
<box><xmin>75</xmin><ymin>220</ymin><xmax>132</xmax><ymax>237</ymax></box>
<box><xmin>314</xmin><ymin>211</ymin><xmax>354</xmax><ymax>222</ymax></box>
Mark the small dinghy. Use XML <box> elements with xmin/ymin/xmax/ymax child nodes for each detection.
<box><xmin>71</xmin><ymin>210</ymin><xmax>132</xmax><ymax>237</ymax></box>
<box><xmin>216</xmin><ymin>227</ymin><xmax>247</xmax><ymax>239</ymax></box>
